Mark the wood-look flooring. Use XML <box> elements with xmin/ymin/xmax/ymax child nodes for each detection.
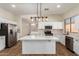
<box><xmin>0</xmin><ymin>41</ymin><xmax>77</xmax><ymax>56</ymax></box>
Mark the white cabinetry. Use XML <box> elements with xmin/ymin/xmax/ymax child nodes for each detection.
<box><xmin>60</xmin><ymin>36</ymin><xmax>65</xmax><ymax>45</ymax></box>
<box><xmin>0</xmin><ymin>36</ymin><xmax>5</xmax><ymax>51</ymax></box>
<box><xmin>38</xmin><ymin>22</ymin><xmax>63</xmax><ymax>29</ymax></box>
<box><xmin>73</xmin><ymin>39</ymin><xmax>79</xmax><ymax>55</ymax></box>
<box><xmin>38</xmin><ymin>22</ymin><xmax>44</xmax><ymax>29</ymax></box>
<box><xmin>57</xmin><ymin>35</ymin><xmax>65</xmax><ymax>45</ymax></box>
<box><xmin>52</xmin><ymin>22</ymin><xmax>58</xmax><ymax>29</ymax></box>
<box><xmin>57</xmin><ymin>22</ymin><xmax>63</xmax><ymax>29</ymax></box>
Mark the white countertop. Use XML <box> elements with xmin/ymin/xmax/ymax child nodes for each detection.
<box><xmin>20</xmin><ymin>35</ymin><xmax>59</xmax><ymax>41</ymax></box>
<box><xmin>66</xmin><ymin>35</ymin><xmax>79</xmax><ymax>39</ymax></box>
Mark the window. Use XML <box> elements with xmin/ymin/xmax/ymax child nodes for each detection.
<box><xmin>65</xmin><ymin>24</ymin><xmax>71</xmax><ymax>32</ymax></box>
<box><xmin>71</xmin><ymin>24</ymin><xmax>78</xmax><ymax>32</ymax></box>
<box><xmin>65</xmin><ymin>16</ymin><xmax>79</xmax><ymax>33</ymax></box>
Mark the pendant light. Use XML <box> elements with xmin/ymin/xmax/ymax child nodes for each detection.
<box><xmin>30</xmin><ymin>3</ymin><xmax>48</xmax><ymax>22</ymax></box>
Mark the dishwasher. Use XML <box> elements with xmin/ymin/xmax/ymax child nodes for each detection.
<box><xmin>65</xmin><ymin>36</ymin><xmax>73</xmax><ymax>52</ymax></box>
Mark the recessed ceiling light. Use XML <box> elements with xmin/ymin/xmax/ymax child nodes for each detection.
<box><xmin>57</xmin><ymin>5</ymin><xmax>61</xmax><ymax>8</ymax></box>
<box><xmin>11</xmin><ymin>4</ymin><xmax>16</xmax><ymax>8</ymax></box>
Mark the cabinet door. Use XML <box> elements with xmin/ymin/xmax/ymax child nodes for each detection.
<box><xmin>0</xmin><ymin>36</ymin><xmax>5</xmax><ymax>50</ymax></box>
<box><xmin>57</xmin><ymin>22</ymin><xmax>63</xmax><ymax>29</ymax></box>
<box><xmin>59</xmin><ymin>36</ymin><xmax>65</xmax><ymax>45</ymax></box>
<box><xmin>52</xmin><ymin>22</ymin><xmax>58</xmax><ymax>29</ymax></box>
<box><xmin>73</xmin><ymin>39</ymin><xmax>79</xmax><ymax>54</ymax></box>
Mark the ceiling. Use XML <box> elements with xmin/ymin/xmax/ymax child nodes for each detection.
<box><xmin>0</xmin><ymin>3</ymin><xmax>79</xmax><ymax>16</ymax></box>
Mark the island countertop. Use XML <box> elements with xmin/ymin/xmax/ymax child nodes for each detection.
<box><xmin>20</xmin><ymin>35</ymin><xmax>59</xmax><ymax>41</ymax></box>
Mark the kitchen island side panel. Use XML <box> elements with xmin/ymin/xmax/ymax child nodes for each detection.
<box><xmin>22</xmin><ymin>40</ymin><xmax>56</xmax><ymax>54</ymax></box>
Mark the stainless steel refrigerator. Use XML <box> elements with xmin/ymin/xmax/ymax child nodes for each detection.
<box><xmin>0</xmin><ymin>23</ymin><xmax>17</xmax><ymax>48</ymax></box>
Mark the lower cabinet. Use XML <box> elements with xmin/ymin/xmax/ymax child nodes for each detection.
<box><xmin>60</xmin><ymin>36</ymin><xmax>65</xmax><ymax>45</ymax></box>
<box><xmin>0</xmin><ymin>36</ymin><xmax>5</xmax><ymax>51</ymax></box>
<box><xmin>73</xmin><ymin>39</ymin><xmax>79</xmax><ymax>55</ymax></box>
<box><xmin>56</xmin><ymin>35</ymin><xmax>65</xmax><ymax>45</ymax></box>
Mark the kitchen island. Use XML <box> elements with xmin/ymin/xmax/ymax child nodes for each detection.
<box><xmin>20</xmin><ymin>35</ymin><xmax>59</xmax><ymax>54</ymax></box>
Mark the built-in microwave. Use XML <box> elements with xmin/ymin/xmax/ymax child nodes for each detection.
<box><xmin>45</xmin><ymin>26</ymin><xmax>52</xmax><ymax>29</ymax></box>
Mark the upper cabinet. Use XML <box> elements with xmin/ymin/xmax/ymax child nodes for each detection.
<box><xmin>38</xmin><ymin>22</ymin><xmax>63</xmax><ymax>29</ymax></box>
<box><xmin>52</xmin><ymin>22</ymin><xmax>58</xmax><ymax>29</ymax></box>
<box><xmin>57</xmin><ymin>22</ymin><xmax>63</xmax><ymax>29</ymax></box>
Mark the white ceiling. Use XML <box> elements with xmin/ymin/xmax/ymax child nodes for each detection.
<box><xmin>0</xmin><ymin>3</ymin><xmax>79</xmax><ymax>16</ymax></box>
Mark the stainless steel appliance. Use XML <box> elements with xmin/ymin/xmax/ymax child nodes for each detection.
<box><xmin>65</xmin><ymin>36</ymin><xmax>73</xmax><ymax>51</ymax></box>
<box><xmin>45</xmin><ymin>26</ymin><xmax>52</xmax><ymax>29</ymax></box>
<box><xmin>44</xmin><ymin>26</ymin><xmax>53</xmax><ymax>36</ymax></box>
<box><xmin>0</xmin><ymin>23</ymin><xmax>17</xmax><ymax>48</ymax></box>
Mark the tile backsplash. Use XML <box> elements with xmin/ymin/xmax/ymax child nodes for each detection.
<box><xmin>51</xmin><ymin>29</ymin><xmax>63</xmax><ymax>35</ymax></box>
<box><xmin>38</xmin><ymin>29</ymin><xmax>63</xmax><ymax>36</ymax></box>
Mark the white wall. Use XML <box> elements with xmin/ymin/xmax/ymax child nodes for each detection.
<box><xmin>47</xmin><ymin>15</ymin><xmax>63</xmax><ymax>22</ymax></box>
<box><xmin>0</xmin><ymin>8</ymin><xmax>17</xmax><ymax>21</ymax></box>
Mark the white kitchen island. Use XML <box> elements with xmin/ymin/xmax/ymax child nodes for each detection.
<box><xmin>20</xmin><ymin>35</ymin><xmax>59</xmax><ymax>54</ymax></box>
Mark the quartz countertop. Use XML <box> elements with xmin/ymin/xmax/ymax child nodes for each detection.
<box><xmin>66</xmin><ymin>34</ymin><xmax>79</xmax><ymax>39</ymax></box>
<box><xmin>20</xmin><ymin>35</ymin><xmax>59</xmax><ymax>41</ymax></box>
